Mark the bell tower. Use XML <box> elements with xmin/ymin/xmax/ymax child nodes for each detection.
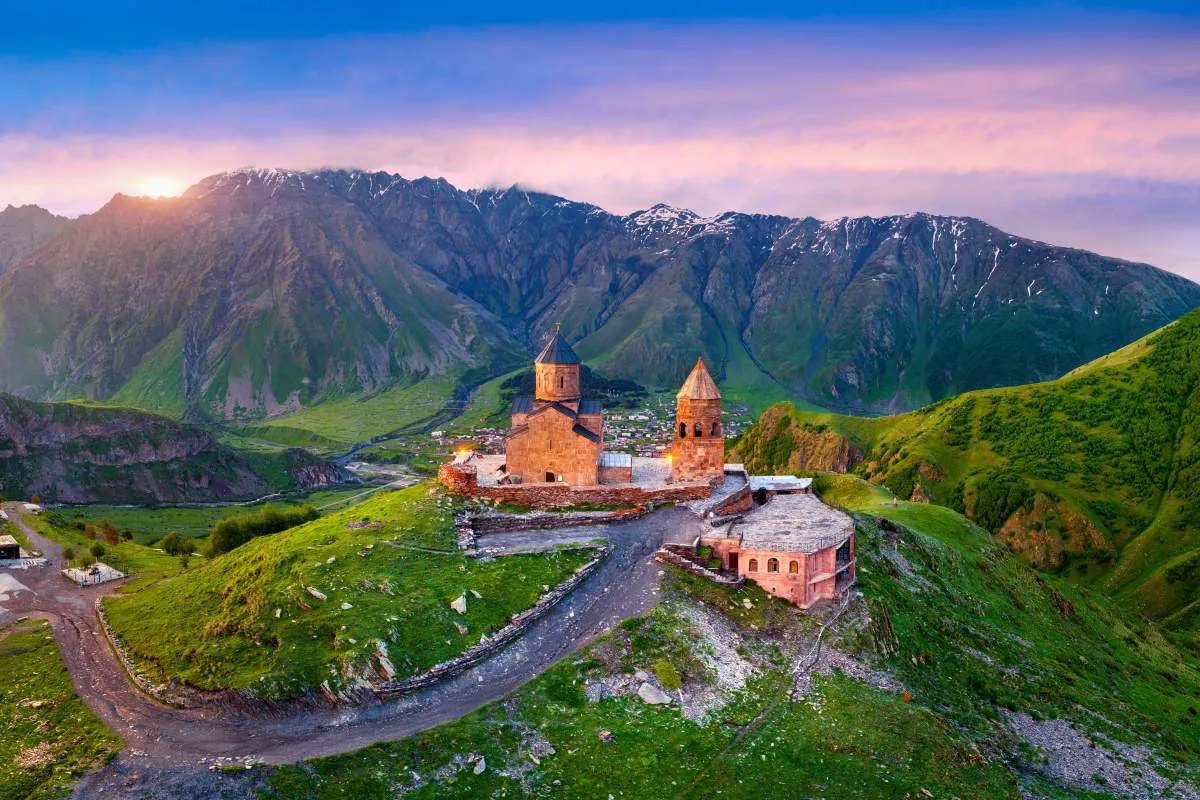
<box><xmin>671</xmin><ymin>358</ymin><xmax>724</xmax><ymax>483</ymax></box>
<box><xmin>534</xmin><ymin>326</ymin><xmax>582</xmax><ymax>403</ymax></box>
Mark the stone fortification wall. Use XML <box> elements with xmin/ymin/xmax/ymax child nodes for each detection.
<box><xmin>655</xmin><ymin>545</ymin><xmax>744</xmax><ymax>587</ymax></box>
<box><xmin>439</xmin><ymin>462</ymin><xmax>712</xmax><ymax>508</ymax></box>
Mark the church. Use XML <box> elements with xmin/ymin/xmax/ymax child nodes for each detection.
<box><xmin>438</xmin><ymin>329</ymin><xmax>727</xmax><ymax>503</ymax></box>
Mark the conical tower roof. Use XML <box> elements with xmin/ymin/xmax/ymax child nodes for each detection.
<box><xmin>677</xmin><ymin>357</ymin><xmax>721</xmax><ymax>400</ymax></box>
<box><xmin>535</xmin><ymin>327</ymin><xmax>581</xmax><ymax>365</ymax></box>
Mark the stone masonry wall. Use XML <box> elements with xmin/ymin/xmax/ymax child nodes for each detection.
<box><xmin>439</xmin><ymin>462</ymin><xmax>713</xmax><ymax>508</ymax></box>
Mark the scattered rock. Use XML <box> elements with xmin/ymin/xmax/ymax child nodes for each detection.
<box><xmin>341</xmin><ymin>602</ymin><xmax>353</xmax><ymax>610</ymax></box>
<box><xmin>473</xmin><ymin>757</ymin><xmax>486</xmax><ymax>774</ymax></box>
<box><xmin>470</xmin><ymin>589</ymin><xmax>482</xmax><ymax>599</ymax></box>
<box><xmin>274</xmin><ymin>608</ymin><xmax>282</xmax><ymax>618</ymax></box>
<box><xmin>451</xmin><ymin>594</ymin><xmax>468</xmax><ymax>614</ymax></box>
<box><xmin>598</xmin><ymin>730</ymin><xmax>615</xmax><ymax>742</ymax></box>
<box><xmin>455</xmin><ymin>622</ymin><xmax>469</xmax><ymax>635</ymax></box>
<box><xmin>306</xmin><ymin>587</ymin><xmax>327</xmax><ymax>601</ymax></box>
<box><xmin>637</xmin><ymin>682</ymin><xmax>672</xmax><ymax>705</ymax></box>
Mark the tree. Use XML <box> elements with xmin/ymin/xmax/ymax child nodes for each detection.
<box><xmin>29</xmin><ymin>495</ymin><xmax>40</xmax><ymax>505</ymax></box>
<box><xmin>160</xmin><ymin>531</ymin><xmax>194</xmax><ymax>557</ymax></box>
<box><xmin>79</xmin><ymin>553</ymin><xmax>96</xmax><ymax>569</ymax></box>
<box><xmin>62</xmin><ymin>546</ymin><xmax>75</xmax><ymax>564</ymax></box>
<box><xmin>89</xmin><ymin>542</ymin><xmax>106</xmax><ymax>560</ymax></box>
<box><xmin>120</xmin><ymin>529</ymin><xmax>133</xmax><ymax>541</ymax></box>
<box><xmin>179</xmin><ymin>552</ymin><xmax>191</xmax><ymax>570</ymax></box>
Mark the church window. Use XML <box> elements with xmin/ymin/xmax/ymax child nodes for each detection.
<box><xmin>747</xmin><ymin>558</ymin><xmax>758</xmax><ymax>572</ymax></box>
<box><xmin>711</xmin><ymin>421</ymin><xmax>720</xmax><ymax>436</ymax></box>
<box><xmin>694</xmin><ymin>422</ymin><xmax>703</xmax><ymax>437</ymax></box>
<box><xmin>547</xmin><ymin>438</ymin><xmax>552</xmax><ymax>451</ymax></box>
<box><xmin>767</xmin><ymin>558</ymin><xmax>780</xmax><ymax>573</ymax></box>
<box><xmin>789</xmin><ymin>560</ymin><xmax>799</xmax><ymax>574</ymax></box>
<box><xmin>679</xmin><ymin>422</ymin><xmax>687</xmax><ymax>437</ymax></box>
<box><xmin>560</xmin><ymin>375</ymin><xmax>564</xmax><ymax>389</ymax></box>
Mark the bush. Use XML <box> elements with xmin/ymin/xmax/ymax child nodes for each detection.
<box><xmin>653</xmin><ymin>657</ymin><xmax>682</xmax><ymax>691</ymax></box>
<box><xmin>89</xmin><ymin>542</ymin><xmax>106</xmax><ymax>560</ymax></box>
<box><xmin>208</xmin><ymin>504</ymin><xmax>320</xmax><ymax>555</ymax></box>
<box><xmin>159</xmin><ymin>531</ymin><xmax>195</xmax><ymax>557</ymax></box>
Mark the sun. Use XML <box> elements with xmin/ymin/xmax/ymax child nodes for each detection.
<box><xmin>136</xmin><ymin>176</ymin><xmax>185</xmax><ymax>198</ymax></box>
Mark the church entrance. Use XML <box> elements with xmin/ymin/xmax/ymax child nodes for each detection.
<box><xmin>728</xmin><ymin>552</ymin><xmax>739</xmax><ymax>571</ymax></box>
<box><xmin>545</xmin><ymin>471</ymin><xmax>556</xmax><ymax>483</ymax></box>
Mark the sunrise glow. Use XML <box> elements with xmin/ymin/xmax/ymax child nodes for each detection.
<box><xmin>136</xmin><ymin>176</ymin><xmax>185</xmax><ymax>198</ymax></box>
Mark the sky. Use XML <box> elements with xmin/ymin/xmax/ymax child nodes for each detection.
<box><xmin>2</xmin><ymin>1</ymin><xmax>1199</xmax><ymax>279</ymax></box>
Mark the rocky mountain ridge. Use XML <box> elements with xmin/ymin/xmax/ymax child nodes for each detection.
<box><xmin>2</xmin><ymin>168</ymin><xmax>1197</xmax><ymax>419</ymax></box>
<box><xmin>0</xmin><ymin>393</ymin><xmax>350</xmax><ymax>503</ymax></box>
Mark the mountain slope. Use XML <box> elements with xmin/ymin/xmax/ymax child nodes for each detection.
<box><xmin>0</xmin><ymin>204</ymin><xmax>70</xmax><ymax>276</ymax></box>
<box><xmin>1</xmin><ymin>169</ymin><xmax>1196</xmax><ymax>422</ymax></box>
<box><xmin>731</xmin><ymin>308</ymin><xmax>1200</xmax><ymax>628</ymax></box>
<box><xmin>0</xmin><ymin>393</ymin><xmax>350</xmax><ymax>503</ymax></box>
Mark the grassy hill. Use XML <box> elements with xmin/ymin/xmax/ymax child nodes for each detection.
<box><xmin>259</xmin><ymin>475</ymin><xmax>1200</xmax><ymax>799</ymax></box>
<box><xmin>730</xmin><ymin>308</ymin><xmax>1200</xmax><ymax>632</ymax></box>
<box><xmin>101</xmin><ymin>485</ymin><xmax>593</xmax><ymax>700</ymax></box>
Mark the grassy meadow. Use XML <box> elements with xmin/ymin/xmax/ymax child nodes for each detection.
<box><xmin>0</xmin><ymin>621</ymin><xmax>120</xmax><ymax>800</ymax></box>
<box><xmin>102</xmin><ymin>485</ymin><xmax>593</xmax><ymax>699</ymax></box>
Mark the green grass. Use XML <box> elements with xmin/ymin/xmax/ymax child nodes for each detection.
<box><xmin>239</xmin><ymin>376</ymin><xmax>461</xmax><ymax>453</ymax></box>
<box><xmin>253</xmin><ymin>475</ymin><xmax>1200</xmax><ymax>799</ymax></box>
<box><xmin>0</xmin><ymin>621</ymin><xmax>121</xmax><ymax>800</ymax></box>
<box><xmin>57</xmin><ymin>487</ymin><xmax>371</xmax><ymax>546</ymax></box>
<box><xmin>101</xmin><ymin>485</ymin><xmax>593</xmax><ymax>699</ymax></box>
<box><xmin>732</xmin><ymin>308</ymin><xmax>1200</xmax><ymax>630</ymax></box>
<box><xmin>32</xmin><ymin>511</ymin><xmax>184</xmax><ymax>592</ymax></box>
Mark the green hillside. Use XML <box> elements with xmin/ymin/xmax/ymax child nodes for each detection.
<box><xmin>102</xmin><ymin>485</ymin><xmax>592</xmax><ymax>700</ymax></box>
<box><xmin>261</xmin><ymin>475</ymin><xmax>1200</xmax><ymax>799</ymax></box>
<box><xmin>731</xmin><ymin>308</ymin><xmax>1200</xmax><ymax>631</ymax></box>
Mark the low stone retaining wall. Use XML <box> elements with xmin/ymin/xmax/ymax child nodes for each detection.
<box><xmin>455</xmin><ymin>507</ymin><xmax>651</xmax><ymax>556</ymax></box>
<box><xmin>373</xmin><ymin>544</ymin><xmax>610</xmax><ymax>699</ymax></box>
<box><xmin>97</xmin><ymin>544</ymin><xmax>611</xmax><ymax>711</ymax></box>
<box><xmin>655</xmin><ymin>545</ymin><xmax>744</xmax><ymax>587</ymax></box>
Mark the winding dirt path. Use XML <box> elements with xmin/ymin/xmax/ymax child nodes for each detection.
<box><xmin>0</xmin><ymin>502</ymin><xmax>698</xmax><ymax>773</ymax></box>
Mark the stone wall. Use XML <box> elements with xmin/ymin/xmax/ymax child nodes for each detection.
<box><xmin>655</xmin><ymin>545</ymin><xmax>744</xmax><ymax>587</ymax></box>
<box><xmin>535</xmin><ymin>362</ymin><xmax>581</xmax><ymax>402</ymax></box>
<box><xmin>672</xmin><ymin>396</ymin><xmax>724</xmax><ymax>482</ymax></box>
<box><xmin>373</xmin><ymin>546</ymin><xmax>609</xmax><ymax>699</ymax></box>
<box><xmin>599</xmin><ymin>464</ymin><xmax>633</xmax><ymax>484</ymax></box>
<box><xmin>471</xmin><ymin>507</ymin><xmax>649</xmax><ymax>535</ymax></box>
<box><xmin>439</xmin><ymin>461</ymin><xmax>713</xmax><ymax>508</ymax></box>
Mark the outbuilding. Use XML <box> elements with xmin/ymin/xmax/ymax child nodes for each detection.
<box><xmin>0</xmin><ymin>534</ymin><xmax>20</xmax><ymax>560</ymax></box>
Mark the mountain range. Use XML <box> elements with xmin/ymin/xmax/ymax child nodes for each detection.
<box><xmin>1</xmin><ymin>168</ymin><xmax>1197</xmax><ymax>424</ymax></box>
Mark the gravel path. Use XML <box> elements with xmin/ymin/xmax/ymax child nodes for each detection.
<box><xmin>0</xmin><ymin>502</ymin><xmax>698</xmax><ymax>783</ymax></box>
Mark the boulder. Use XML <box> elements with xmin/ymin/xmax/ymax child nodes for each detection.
<box><xmin>637</xmin><ymin>682</ymin><xmax>672</xmax><ymax>705</ymax></box>
<box><xmin>451</xmin><ymin>594</ymin><xmax>468</xmax><ymax>614</ymax></box>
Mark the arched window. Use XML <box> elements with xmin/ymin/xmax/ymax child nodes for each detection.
<box><xmin>747</xmin><ymin>558</ymin><xmax>758</xmax><ymax>572</ymax></box>
<box><xmin>789</xmin><ymin>560</ymin><xmax>799</xmax><ymax>574</ymax></box>
<box><xmin>694</xmin><ymin>422</ymin><xmax>703</xmax><ymax>437</ymax></box>
<box><xmin>560</xmin><ymin>375</ymin><xmax>565</xmax><ymax>388</ymax></box>
<box><xmin>767</xmin><ymin>558</ymin><xmax>780</xmax><ymax>573</ymax></box>
<box><xmin>679</xmin><ymin>422</ymin><xmax>687</xmax><ymax>437</ymax></box>
<box><xmin>711</xmin><ymin>421</ymin><xmax>720</xmax><ymax>436</ymax></box>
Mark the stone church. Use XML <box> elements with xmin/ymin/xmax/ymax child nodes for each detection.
<box><xmin>500</xmin><ymin>329</ymin><xmax>725</xmax><ymax>488</ymax></box>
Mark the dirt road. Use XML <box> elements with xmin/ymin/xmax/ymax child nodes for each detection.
<box><xmin>0</xmin><ymin>502</ymin><xmax>697</xmax><ymax>783</ymax></box>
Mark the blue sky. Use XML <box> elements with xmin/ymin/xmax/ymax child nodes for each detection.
<box><xmin>2</xmin><ymin>2</ymin><xmax>1199</xmax><ymax>279</ymax></box>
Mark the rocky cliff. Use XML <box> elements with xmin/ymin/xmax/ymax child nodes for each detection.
<box><xmin>2</xmin><ymin>169</ymin><xmax>1197</xmax><ymax>417</ymax></box>
<box><xmin>0</xmin><ymin>393</ymin><xmax>347</xmax><ymax>503</ymax></box>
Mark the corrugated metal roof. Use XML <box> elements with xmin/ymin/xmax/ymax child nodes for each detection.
<box><xmin>748</xmin><ymin>476</ymin><xmax>813</xmax><ymax>492</ymax></box>
<box><xmin>535</xmin><ymin>330</ymin><xmax>581</xmax><ymax>365</ymax></box>
<box><xmin>599</xmin><ymin>452</ymin><xmax>632</xmax><ymax>467</ymax></box>
<box><xmin>676</xmin><ymin>358</ymin><xmax>721</xmax><ymax>400</ymax></box>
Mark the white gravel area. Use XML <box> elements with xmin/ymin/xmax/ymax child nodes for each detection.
<box><xmin>1007</xmin><ymin>711</ymin><xmax>1200</xmax><ymax>800</ymax></box>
